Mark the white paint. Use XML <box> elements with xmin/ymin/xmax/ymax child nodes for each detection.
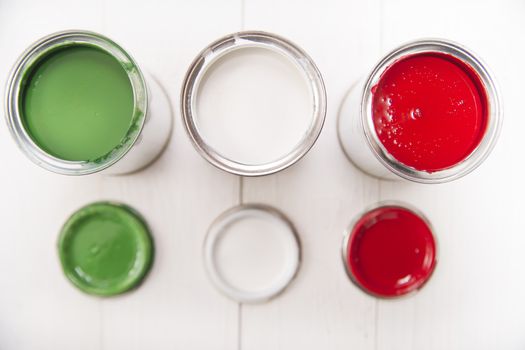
<box><xmin>204</xmin><ymin>207</ymin><xmax>300</xmax><ymax>303</ymax></box>
<box><xmin>195</xmin><ymin>47</ymin><xmax>312</xmax><ymax>165</ymax></box>
<box><xmin>214</xmin><ymin>213</ymin><xmax>293</xmax><ymax>293</ymax></box>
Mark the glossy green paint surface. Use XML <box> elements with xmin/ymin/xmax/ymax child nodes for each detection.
<box><xmin>58</xmin><ymin>202</ymin><xmax>153</xmax><ymax>296</ymax></box>
<box><xmin>21</xmin><ymin>45</ymin><xmax>134</xmax><ymax>161</ymax></box>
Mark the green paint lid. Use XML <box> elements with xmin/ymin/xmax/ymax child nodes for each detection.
<box><xmin>58</xmin><ymin>202</ymin><xmax>153</xmax><ymax>296</ymax></box>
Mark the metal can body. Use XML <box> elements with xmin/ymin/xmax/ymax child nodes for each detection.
<box><xmin>339</xmin><ymin>77</ymin><xmax>396</xmax><ymax>180</ymax></box>
<box><xmin>104</xmin><ymin>74</ymin><xmax>172</xmax><ymax>175</ymax></box>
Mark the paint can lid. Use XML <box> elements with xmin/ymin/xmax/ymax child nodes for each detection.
<box><xmin>203</xmin><ymin>204</ymin><xmax>301</xmax><ymax>303</ymax></box>
<box><xmin>58</xmin><ymin>201</ymin><xmax>153</xmax><ymax>296</ymax></box>
<box><xmin>342</xmin><ymin>202</ymin><xmax>437</xmax><ymax>298</ymax></box>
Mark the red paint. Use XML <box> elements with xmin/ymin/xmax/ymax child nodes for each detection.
<box><xmin>346</xmin><ymin>206</ymin><xmax>436</xmax><ymax>297</ymax></box>
<box><xmin>372</xmin><ymin>52</ymin><xmax>488</xmax><ymax>172</ymax></box>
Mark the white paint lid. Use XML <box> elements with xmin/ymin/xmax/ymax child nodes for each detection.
<box><xmin>203</xmin><ymin>204</ymin><xmax>301</xmax><ymax>303</ymax></box>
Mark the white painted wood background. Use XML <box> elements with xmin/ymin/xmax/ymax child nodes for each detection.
<box><xmin>0</xmin><ymin>0</ymin><xmax>524</xmax><ymax>349</ymax></box>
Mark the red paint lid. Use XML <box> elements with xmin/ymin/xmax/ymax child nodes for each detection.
<box><xmin>344</xmin><ymin>205</ymin><xmax>437</xmax><ymax>297</ymax></box>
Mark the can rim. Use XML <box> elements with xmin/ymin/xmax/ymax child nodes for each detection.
<box><xmin>4</xmin><ymin>30</ymin><xmax>148</xmax><ymax>175</ymax></box>
<box><xmin>181</xmin><ymin>31</ymin><xmax>327</xmax><ymax>176</ymax></box>
<box><xmin>360</xmin><ymin>38</ymin><xmax>503</xmax><ymax>183</ymax></box>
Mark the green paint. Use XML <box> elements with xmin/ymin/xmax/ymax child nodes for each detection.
<box><xmin>21</xmin><ymin>45</ymin><xmax>135</xmax><ymax>161</ymax></box>
<box><xmin>58</xmin><ymin>202</ymin><xmax>153</xmax><ymax>296</ymax></box>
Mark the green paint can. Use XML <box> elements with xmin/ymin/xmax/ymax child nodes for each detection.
<box><xmin>5</xmin><ymin>30</ymin><xmax>172</xmax><ymax>175</ymax></box>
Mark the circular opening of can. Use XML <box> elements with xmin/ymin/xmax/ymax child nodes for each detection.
<box><xmin>361</xmin><ymin>39</ymin><xmax>502</xmax><ymax>183</ymax></box>
<box><xmin>5</xmin><ymin>30</ymin><xmax>148</xmax><ymax>175</ymax></box>
<box><xmin>182</xmin><ymin>31</ymin><xmax>326</xmax><ymax>176</ymax></box>
<box><xmin>342</xmin><ymin>202</ymin><xmax>437</xmax><ymax>298</ymax></box>
<box><xmin>203</xmin><ymin>205</ymin><xmax>301</xmax><ymax>303</ymax></box>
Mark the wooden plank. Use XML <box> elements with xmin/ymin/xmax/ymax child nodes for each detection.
<box><xmin>0</xmin><ymin>2</ymin><xmax>105</xmax><ymax>349</ymax></box>
<box><xmin>241</xmin><ymin>0</ymin><xmax>382</xmax><ymax>348</ymax></box>
<box><xmin>0</xmin><ymin>0</ymin><xmax>242</xmax><ymax>349</ymax></box>
<box><xmin>377</xmin><ymin>0</ymin><xmax>525</xmax><ymax>349</ymax></box>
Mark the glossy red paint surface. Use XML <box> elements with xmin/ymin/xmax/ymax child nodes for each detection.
<box><xmin>372</xmin><ymin>52</ymin><xmax>488</xmax><ymax>172</ymax></box>
<box><xmin>346</xmin><ymin>206</ymin><xmax>436</xmax><ymax>297</ymax></box>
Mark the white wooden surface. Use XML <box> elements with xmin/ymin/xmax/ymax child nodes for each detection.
<box><xmin>0</xmin><ymin>0</ymin><xmax>524</xmax><ymax>349</ymax></box>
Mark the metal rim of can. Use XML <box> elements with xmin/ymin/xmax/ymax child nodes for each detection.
<box><xmin>360</xmin><ymin>38</ymin><xmax>503</xmax><ymax>183</ymax></box>
<box><xmin>181</xmin><ymin>31</ymin><xmax>327</xmax><ymax>177</ymax></box>
<box><xmin>341</xmin><ymin>200</ymin><xmax>439</xmax><ymax>299</ymax></box>
<box><xmin>4</xmin><ymin>30</ymin><xmax>148</xmax><ymax>175</ymax></box>
<box><xmin>203</xmin><ymin>204</ymin><xmax>301</xmax><ymax>303</ymax></box>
